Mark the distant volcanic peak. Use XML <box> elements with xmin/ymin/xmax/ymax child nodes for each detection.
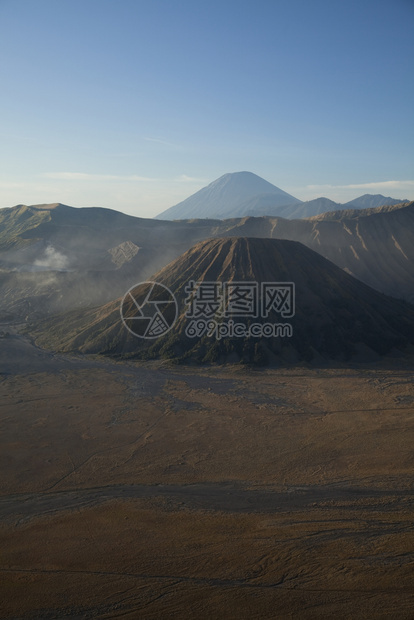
<box><xmin>155</xmin><ymin>171</ymin><xmax>301</xmax><ymax>220</ymax></box>
<box><xmin>305</xmin><ymin>197</ymin><xmax>339</xmax><ymax>206</ymax></box>
<box><xmin>345</xmin><ymin>194</ymin><xmax>407</xmax><ymax>209</ymax></box>
<box><xmin>210</xmin><ymin>170</ymin><xmax>275</xmax><ymax>185</ymax></box>
<box><xmin>209</xmin><ymin>171</ymin><xmax>286</xmax><ymax>194</ymax></box>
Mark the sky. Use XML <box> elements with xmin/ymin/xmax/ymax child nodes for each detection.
<box><xmin>0</xmin><ymin>0</ymin><xmax>413</xmax><ymax>217</ymax></box>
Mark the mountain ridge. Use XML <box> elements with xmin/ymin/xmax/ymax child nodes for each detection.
<box><xmin>154</xmin><ymin>172</ymin><xmax>407</xmax><ymax>220</ymax></box>
<box><xmin>345</xmin><ymin>194</ymin><xmax>408</xmax><ymax>209</ymax></box>
<box><xmin>1</xmin><ymin>201</ymin><xmax>413</xmax><ymax>324</ymax></box>
<box><xmin>29</xmin><ymin>236</ymin><xmax>414</xmax><ymax>365</ymax></box>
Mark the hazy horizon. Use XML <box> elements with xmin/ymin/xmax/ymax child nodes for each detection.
<box><xmin>1</xmin><ymin>0</ymin><xmax>413</xmax><ymax>217</ymax></box>
<box><xmin>1</xmin><ymin>170</ymin><xmax>413</xmax><ymax>219</ymax></box>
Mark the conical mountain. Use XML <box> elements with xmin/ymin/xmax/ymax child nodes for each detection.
<box><xmin>345</xmin><ymin>194</ymin><xmax>408</xmax><ymax>209</ymax></box>
<box><xmin>155</xmin><ymin>172</ymin><xmax>301</xmax><ymax>220</ymax></box>
<box><xmin>31</xmin><ymin>237</ymin><xmax>414</xmax><ymax>365</ymax></box>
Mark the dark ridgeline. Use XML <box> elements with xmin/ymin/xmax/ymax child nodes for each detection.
<box><xmin>1</xmin><ymin>199</ymin><xmax>413</xmax><ymax>325</ymax></box>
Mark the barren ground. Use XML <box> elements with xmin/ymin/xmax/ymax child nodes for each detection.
<box><xmin>0</xmin><ymin>327</ymin><xmax>413</xmax><ymax>618</ymax></box>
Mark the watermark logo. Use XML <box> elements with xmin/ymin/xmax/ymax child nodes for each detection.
<box><xmin>184</xmin><ymin>281</ymin><xmax>295</xmax><ymax>319</ymax></box>
<box><xmin>120</xmin><ymin>281</ymin><xmax>178</xmax><ymax>339</ymax></box>
<box><xmin>121</xmin><ymin>280</ymin><xmax>294</xmax><ymax>340</ymax></box>
<box><xmin>184</xmin><ymin>281</ymin><xmax>294</xmax><ymax>340</ymax></box>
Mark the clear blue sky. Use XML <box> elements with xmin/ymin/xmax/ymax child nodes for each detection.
<box><xmin>1</xmin><ymin>0</ymin><xmax>413</xmax><ymax>216</ymax></box>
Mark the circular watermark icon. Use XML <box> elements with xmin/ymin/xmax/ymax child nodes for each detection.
<box><xmin>120</xmin><ymin>281</ymin><xmax>178</xmax><ymax>339</ymax></box>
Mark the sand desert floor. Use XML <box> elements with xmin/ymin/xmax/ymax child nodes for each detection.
<box><xmin>0</xmin><ymin>327</ymin><xmax>413</xmax><ymax>619</ymax></box>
